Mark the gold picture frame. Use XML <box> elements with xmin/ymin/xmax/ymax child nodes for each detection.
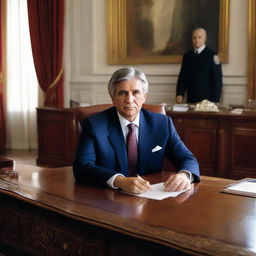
<box><xmin>107</xmin><ymin>0</ymin><xmax>230</xmax><ymax>64</ymax></box>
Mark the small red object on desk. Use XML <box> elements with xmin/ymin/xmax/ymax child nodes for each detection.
<box><xmin>0</xmin><ymin>158</ymin><xmax>14</xmax><ymax>168</ymax></box>
<box><xmin>0</xmin><ymin>158</ymin><xmax>16</xmax><ymax>176</ymax></box>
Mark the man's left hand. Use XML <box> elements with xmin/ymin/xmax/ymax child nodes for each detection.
<box><xmin>164</xmin><ymin>172</ymin><xmax>191</xmax><ymax>192</ymax></box>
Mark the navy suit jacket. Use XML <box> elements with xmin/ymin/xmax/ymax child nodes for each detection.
<box><xmin>73</xmin><ymin>107</ymin><xmax>200</xmax><ymax>187</ymax></box>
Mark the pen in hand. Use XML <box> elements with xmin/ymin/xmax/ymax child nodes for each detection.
<box><xmin>136</xmin><ymin>174</ymin><xmax>152</xmax><ymax>191</ymax></box>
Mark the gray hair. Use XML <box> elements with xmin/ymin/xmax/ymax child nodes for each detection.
<box><xmin>108</xmin><ymin>67</ymin><xmax>149</xmax><ymax>98</ymax></box>
<box><xmin>192</xmin><ymin>28</ymin><xmax>207</xmax><ymax>38</ymax></box>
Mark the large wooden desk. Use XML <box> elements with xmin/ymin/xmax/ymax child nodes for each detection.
<box><xmin>0</xmin><ymin>165</ymin><xmax>256</xmax><ymax>256</ymax></box>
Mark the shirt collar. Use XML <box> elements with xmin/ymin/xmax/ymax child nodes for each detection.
<box><xmin>117</xmin><ymin>111</ymin><xmax>140</xmax><ymax>129</ymax></box>
<box><xmin>195</xmin><ymin>44</ymin><xmax>205</xmax><ymax>54</ymax></box>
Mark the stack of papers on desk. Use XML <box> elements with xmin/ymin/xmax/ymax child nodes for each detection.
<box><xmin>172</xmin><ymin>104</ymin><xmax>189</xmax><ymax>112</ymax></box>
<box><xmin>123</xmin><ymin>182</ymin><xmax>190</xmax><ymax>200</ymax></box>
<box><xmin>222</xmin><ymin>178</ymin><xmax>256</xmax><ymax>198</ymax></box>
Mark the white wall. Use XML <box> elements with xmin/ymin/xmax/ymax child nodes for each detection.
<box><xmin>65</xmin><ymin>0</ymin><xmax>248</xmax><ymax>107</ymax></box>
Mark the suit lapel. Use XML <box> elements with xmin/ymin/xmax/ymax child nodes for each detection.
<box><xmin>108</xmin><ymin>111</ymin><xmax>128</xmax><ymax>175</ymax></box>
<box><xmin>138</xmin><ymin>111</ymin><xmax>153</xmax><ymax>174</ymax></box>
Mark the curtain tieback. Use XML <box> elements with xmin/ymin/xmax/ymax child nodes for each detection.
<box><xmin>47</xmin><ymin>68</ymin><xmax>64</xmax><ymax>91</ymax></box>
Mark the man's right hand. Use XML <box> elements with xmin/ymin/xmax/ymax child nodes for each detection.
<box><xmin>113</xmin><ymin>176</ymin><xmax>151</xmax><ymax>194</ymax></box>
<box><xmin>176</xmin><ymin>95</ymin><xmax>183</xmax><ymax>103</ymax></box>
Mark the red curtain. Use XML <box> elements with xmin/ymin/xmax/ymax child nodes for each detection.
<box><xmin>0</xmin><ymin>0</ymin><xmax>6</xmax><ymax>151</ymax></box>
<box><xmin>27</xmin><ymin>0</ymin><xmax>65</xmax><ymax>108</ymax></box>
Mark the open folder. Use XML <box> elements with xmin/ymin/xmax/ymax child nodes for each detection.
<box><xmin>222</xmin><ymin>178</ymin><xmax>256</xmax><ymax>198</ymax></box>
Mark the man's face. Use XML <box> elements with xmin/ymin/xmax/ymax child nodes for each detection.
<box><xmin>112</xmin><ymin>78</ymin><xmax>147</xmax><ymax>121</ymax></box>
<box><xmin>192</xmin><ymin>30</ymin><xmax>206</xmax><ymax>49</ymax></box>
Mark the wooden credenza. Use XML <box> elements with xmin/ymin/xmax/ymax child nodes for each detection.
<box><xmin>37</xmin><ymin>107</ymin><xmax>256</xmax><ymax>179</ymax></box>
<box><xmin>37</xmin><ymin>108</ymin><xmax>77</xmax><ymax>167</ymax></box>
<box><xmin>168</xmin><ymin>110</ymin><xmax>256</xmax><ymax>179</ymax></box>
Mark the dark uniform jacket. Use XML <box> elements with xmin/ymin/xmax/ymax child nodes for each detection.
<box><xmin>176</xmin><ymin>47</ymin><xmax>222</xmax><ymax>103</ymax></box>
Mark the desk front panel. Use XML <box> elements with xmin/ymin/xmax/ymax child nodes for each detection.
<box><xmin>0</xmin><ymin>195</ymin><xmax>189</xmax><ymax>256</ymax></box>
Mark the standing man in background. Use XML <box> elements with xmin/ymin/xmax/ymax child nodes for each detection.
<box><xmin>176</xmin><ymin>28</ymin><xmax>222</xmax><ymax>104</ymax></box>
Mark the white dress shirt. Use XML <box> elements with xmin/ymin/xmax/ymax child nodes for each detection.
<box><xmin>117</xmin><ymin>111</ymin><xmax>140</xmax><ymax>142</ymax></box>
<box><xmin>107</xmin><ymin>111</ymin><xmax>140</xmax><ymax>188</ymax></box>
<box><xmin>194</xmin><ymin>44</ymin><xmax>205</xmax><ymax>54</ymax></box>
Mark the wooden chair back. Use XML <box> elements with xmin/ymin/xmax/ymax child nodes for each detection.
<box><xmin>74</xmin><ymin>104</ymin><xmax>173</xmax><ymax>171</ymax></box>
<box><xmin>75</xmin><ymin>103</ymin><xmax>166</xmax><ymax>133</ymax></box>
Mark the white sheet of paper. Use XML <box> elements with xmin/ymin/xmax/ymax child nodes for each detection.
<box><xmin>226</xmin><ymin>181</ymin><xmax>256</xmax><ymax>193</ymax></box>
<box><xmin>230</xmin><ymin>108</ymin><xmax>243</xmax><ymax>114</ymax></box>
<box><xmin>123</xmin><ymin>182</ymin><xmax>190</xmax><ymax>200</ymax></box>
<box><xmin>172</xmin><ymin>104</ymin><xmax>189</xmax><ymax>112</ymax></box>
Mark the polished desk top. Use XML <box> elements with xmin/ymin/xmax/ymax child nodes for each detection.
<box><xmin>0</xmin><ymin>165</ymin><xmax>256</xmax><ymax>256</ymax></box>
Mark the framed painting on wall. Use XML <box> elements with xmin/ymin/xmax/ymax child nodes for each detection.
<box><xmin>107</xmin><ymin>0</ymin><xmax>230</xmax><ymax>64</ymax></box>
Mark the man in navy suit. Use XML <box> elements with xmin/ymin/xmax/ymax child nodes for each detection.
<box><xmin>176</xmin><ymin>28</ymin><xmax>222</xmax><ymax>103</ymax></box>
<box><xmin>73</xmin><ymin>67</ymin><xmax>200</xmax><ymax>194</ymax></box>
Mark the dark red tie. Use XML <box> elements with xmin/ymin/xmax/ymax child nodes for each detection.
<box><xmin>127</xmin><ymin>123</ymin><xmax>138</xmax><ymax>176</ymax></box>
